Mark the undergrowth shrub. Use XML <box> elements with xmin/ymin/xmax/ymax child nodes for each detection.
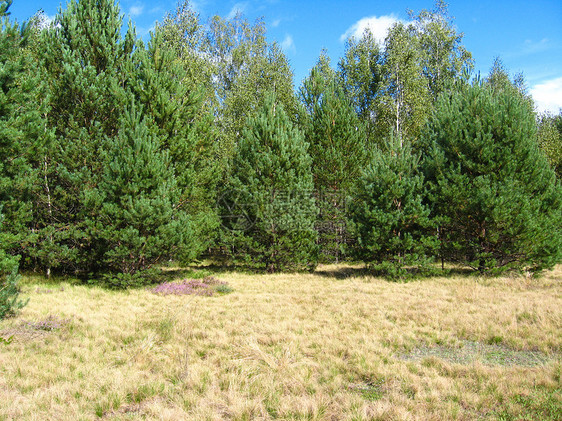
<box><xmin>1</xmin><ymin>212</ymin><xmax>27</xmax><ymax>319</ymax></box>
<box><xmin>0</xmin><ymin>267</ymin><xmax>27</xmax><ymax>319</ymax></box>
<box><xmin>100</xmin><ymin>269</ymin><xmax>159</xmax><ymax>289</ymax></box>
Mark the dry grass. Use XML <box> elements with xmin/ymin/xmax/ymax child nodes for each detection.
<box><xmin>0</xmin><ymin>265</ymin><xmax>561</xmax><ymax>420</ymax></box>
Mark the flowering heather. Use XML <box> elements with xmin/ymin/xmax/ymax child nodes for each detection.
<box><xmin>150</xmin><ymin>276</ymin><xmax>230</xmax><ymax>296</ymax></box>
<box><xmin>25</xmin><ymin>315</ymin><xmax>70</xmax><ymax>331</ymax></box>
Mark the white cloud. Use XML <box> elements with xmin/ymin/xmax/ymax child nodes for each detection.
<box><xmin>281</xmin><ymin>34</ymin><xmax>295</xmax><ymax>53</ymax></box>
<box><xmin>227</xmin><ymin>2</ymin><xmax>249</xmax><ymax>20</ymax></box>
<box><xmin>271</xmin><ymin>18</ymin><xmax>281</xmax><ymax>28</ymax></box>
<box><xmin>506</xmin><ymin>38</ymin><xmax>553</xmax><ymax>58</ymax></box>
<box><xmin>39</xmin><ymin>14</ymin><xmax>56</xmax><ymax>29</ymax></box>
<box><xmin>523</xmin><ymin>38</ymin><xmax>551</xmax><ymax>54</ymax></box>
<box><xmin>340</xmin><ymin>14</ymin><xmax>403</xmax><ymax>43</ymax></box>
<box><xmin>129</xmin><ymin>4</ymin><xmax>144</xmax><ymax>17</ymax></box>
<box><xmin>531</xmin><ymin>77</ymin><xmax>562</xmax><ymax>114</ymax></box>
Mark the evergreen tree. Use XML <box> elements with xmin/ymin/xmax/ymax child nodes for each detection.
<box><xmin>421</xmin><ymin>79</ymin><xmax>562</xmax><ymax>274</ymax></box>
<box><xmin>84</xmin><ymin>105</ymin><xmax>197</xmax><ymax>287</ymax></box>
<box><xmin>28</xmin><ymin>0</ymin><xmax>135</xmax><ymax>275</ymax></box>
<box><xmin>131</xmin><ymin>27</ymin><xmax>219</xmax><ymax>258</ymax></box>
<box><xmin>350</xmin><ymin>136</ymin><xmax>437</xmax><ymax>278</ymax></box>
<box><xmin>223</xmin><ymin>94</ymin><xmax>317</xmax><ymax>272</ymax></box>
<box><xmin>25</xmin><ymin>0</ymin><xmax>214</xmax><ymax>279</ymax></box>
<box><xmin>300</xmin><ymin>50</ymin><xmax>337</xmax><ymax>115</ymax></box>
<box><xmin>0</xmin><ymin>0</ymin><xmax>50</xmax><ymax>260</ymax></box>
<box><xmin>300</xmin><ymin>55</ymin><xmax>369</xmax><ymax>261</ymax></box>
<box><xmin>0</xmin><ymin>209</ymin><xmax>26</xmax><ymax>319</ymax></box>
<box><xmin>0</xmin><ymin>0</ymin><xmax>28</xmax><ymax>318</ymax></box>
<box><xmin>307</xmin><ymin>82</ymin><xmax>368</xmax><ymax>193</ymax></box>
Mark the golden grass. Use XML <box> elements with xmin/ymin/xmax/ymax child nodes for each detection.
<box><xmin>0</xmin><ymin>265</ymin><xmax>561</xmax><ymax>420</ymax></box>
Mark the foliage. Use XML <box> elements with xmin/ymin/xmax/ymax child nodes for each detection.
<box><xmin>19</xmin><ymin>0</ymin><xmax>213</xmax><ymax>282</ymax></box>
<box><xmin>376</xmin><ymin>22</ymin><xmax>430</xmax><ymax>142</ymax></box>
<box><xmin>537</xmin><ymin>111</ymin><xmax>562</xmax><ymax>178</ymax></box>
<box><xmin>130</xmin><ymin>27</ymin><xmax>220</xmax><ymax>262</ymax></box>
<box><xmin>27</xmin><ymin>0</ymin><xmax>136</xmax><ymax>275</ymax></box>
<box><xmin>421</xmin><ymin>79</ymin><xmax>562</xmax><ymax>273</ymax></box>
<box><xmin>300</xmin><ymin>54</ymin><xmax>369</xmax><ymax>262</ymax></box>
<box><xmin>337</xmin><ymin>32</ymin><xmax>383</xmax><ymax>141</ymax></box>
<box><xmin>223</xmin><ymin>94</ymin><xmax>318</xmax><ymax>272</ymax></box>
<box><xmin>0</xmin><ymin>0</ymin><xmax>33</xmax><ymax>317</ymax></box>
<box><xmin>1</xmin><ymin>0</ymin><xmax>559</xmax><ymax>281</ymax></box>
<box><xmin>0</xmin><ymin>0</ymin><xmax>50</xmax><ymax>260</ymax></box>
<box><xmin>201</xmin><ymin>12</ymin><xmax>298</xmax><ymax>166</ymax></box>
<box><xmin>0</xmin><ymin>253</ymin><xmax>26</xmax><ymax>320</ymax></box>
<box><xmin>0</xmin><ymin>209</ymin><xmax>27</xmax><ymax>319</ymax></box>
<box><xmin>408</xmin><ymin>0</ymin><xmax>473</xmax><ymax>101</ymax></box>
<box><xmin>337</xmin><ymin>1</ymin><xmax>473</xmax><ymax>145</ymax></box>
<box><xmin>349</xmin><ymin>136</ymin><xmax>437</xmax><ymax>278</ymax></box>
<box><xmin>300</xmin><ymin>50</ymin><xmax>338</xmax><ymax>115</ymax></box>
<box><xmin>84</xmin><ymin>105</ymin><xmax>199</xmax><ymax>286</ymax></box>
<box><xmin>159</xmin><ymin>1</ymin><xmax>212</xmax><ymax>100</ymax></box>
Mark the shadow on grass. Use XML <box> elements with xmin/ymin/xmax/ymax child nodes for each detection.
<box><xmin>19</xmin><ymin>261</ymin><xmax>480</xmax><ymax>290</ymax></box>
<box><xmin>313</xmin><ymin>262</ymin><xmax>478</xmax><ymax>282</ymax></box>
<box><xmin>20</xmin><ymin>265</ymin><xmax>217</xmax><ymax>290</ymax></box>
<box><xmin>19</xmin><ymin>271</ymin><xmax>83</xmax><ymax>287</ymax></box>
<box><xmin>163</xmin><ymin>261</ymin><xmax>479</xmax><ymax>283</ymax></box>
<box><xmin>314</xmin><ymin>264</ymin><xmax>371</xmax><ymax>280</ymax></box>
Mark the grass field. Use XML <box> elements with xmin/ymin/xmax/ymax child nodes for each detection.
<box><xmin>0</xmin><ymin>265</ymin><xmax>561</xmax><ymax>420</ymax></box>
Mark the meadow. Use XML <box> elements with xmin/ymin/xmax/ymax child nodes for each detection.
<box><xmin>0</xmin><ymin>265</ymin><xmax>560</xmax><ymax>420</ymax></box>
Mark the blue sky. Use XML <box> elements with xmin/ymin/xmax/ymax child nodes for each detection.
<box><xmin>8</xmin><ymin>0</ymin><xmax>562</xmax><ymax>113</ymax></box>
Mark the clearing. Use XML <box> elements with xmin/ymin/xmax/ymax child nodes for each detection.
<box><xmin>0</xmin><ymin>265</ymin><xmax>560</xmax><ymax>420</ymax></box>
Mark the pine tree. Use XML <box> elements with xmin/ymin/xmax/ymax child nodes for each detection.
<box><xmin>84</xmin><ymin>105</ymin><xmax>197</xmax><ymax>287</ymax></box>
<box><xmin>299</xmin><ymin>50</ymin><xmax>337</xmax><ymax>115</ymax></box>
<box><xmin>350</xmin><ymin>136</ymin><xmax>437</xmax><ymax>278</ymax></box>
<box><xmin>0</xmin><ymin>0</ymin><xmax>28</xmax><ymax>316</ymax></box>
<box><xmin>0</xmin><ymin>0</ymin><xmax>50</xmax><ymax>261</ymax></box>
<box><xmin>27</xmin><ymin>0</ymin><xmax>136</xmax><ymax>276</ymax></box>
<box><xmin>300</xmin><ymin>57</ymin><xmax>369</xmax><ymax>262</ymax></box>
<box><xmin>131</xmin><ymin>27</ymin><xmax>220</xmax><ymax>259</ymax></box>
<box><xmin>421</xmin><ymin>79</ymin><xmax>562</xmax><ymax>274</ymax></box>
<box><xmin>223</xmin><ymin>94</ymin><xmax>318</xmax><ymax>272</ymax></box>
<box><xmin>0</xmin><ymin>208</ymin><xmax>26</xmax><ymax>319</ymax></box>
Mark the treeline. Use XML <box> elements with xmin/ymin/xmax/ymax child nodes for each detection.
<box><xmin>1</xmin><ymin>0</ymin><xmax>561</xmax><ymax>298</ymax></box>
